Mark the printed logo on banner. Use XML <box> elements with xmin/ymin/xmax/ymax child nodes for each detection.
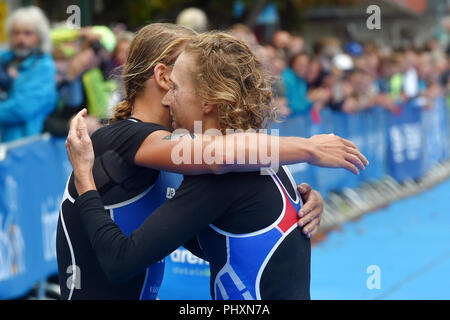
<box><xmin>389</xmin><ymin>126</ymin><xmax>405</xmax><ymax>163</ymax></box>
<box><xmin>41</xmin><ymin>196</ymin><xmax>61</xmax><ymax>261</ymax></box>
<box><xmin>389</xmin><ymin>123</ymin><xmax>422</xmax><ymax>164</ymax></box>
<box><xmin>5</xmin><ymin>175</ymin><xmax>18</xmax><ymax>213</ymax></box>
<box><xmin>0</xmin><ymin>213</ymin><xmax>25</xmax><ymax>281</ymax></box>
<box><xmin>403</xmin><ymin>123</ymin><xmax>422</xmax><ymax>160</ymax></box>
<box><xmin>169</xmin><ymin>248</ymin><xmax>210</xmax><ymax>277</ymax></box>
<box><xmin>0</xmin><ymin>175</ymin><xmax>25</xmax><ymax>282</ymax></box>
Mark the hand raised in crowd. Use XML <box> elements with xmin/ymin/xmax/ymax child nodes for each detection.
<box><xmin>308</xmin><ymin>87</ymin><xmax>331</xmax><ymax>104</ymax></box>
<box><xmin>342</xmin><ymin>97</ymin><xmax>360</xmax><ymax>114</ymax></box>
<box><xmin>306</xmin><ymin>133</ymin><xmax>369</xmax><ymax>175</ymax></box>
<box><xmin>79</xmin><ymin>27</ymin><xmax>102</xmax><ymax>47</ymax></box>
<box><xmin>273</xmin><ymin>97</ymin><xmax>291</xmax><ymax>117</ymax></box>
<box><xmin>7</xmin><ymin>67</ymin><xmax>18</xmax><ymax>79</ymax></box>
<box><xmin>66</xmin><ymin>48</ymin><xmax>98</xmax><ymax>81</ymax></box>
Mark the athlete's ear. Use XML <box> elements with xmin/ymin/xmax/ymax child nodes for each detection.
<box><xmin>202</xmin><ymin>102</ymin><xmax>215</xmax><ymax>115</ymax></box>
<box><xmin>154</xmin><ymin>63</ymin><xmax>172</xmax><ymax>91</ymax></box>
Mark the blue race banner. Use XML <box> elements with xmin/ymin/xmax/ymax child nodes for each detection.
<box><xmin>360</xmin><ymin>107</ymin><xmax>388</xmax><ymax>182</ymax></box>
<box><xmin>421</xmin><ymin>97</ymin><xmax>448</xmax><ymax>173</ymax></box>
<box><xmin>158</xmin><ymin>247</ymin><xmax>211</xmax><ymax>300</ymax></box>
<box><xmin>0</xmin><ymin>136</ymin><xmax>71</xmax><ymax>299</ymax></box>
<box><xmin>277</xmin><ymin>115</ymin><xmax>316</xmax><ymax>189</ymax></box>
<box><xmin>312</xmin><ymin>109</ymin><xmax>357</xmax><ymax>195</ymax></box>
<box><xmin>386</xmin><ymin>102</ymin><xmax>424</xmax><ymax>182</ymax></box>
<box><xmin>342</xmin><ymin>111</ymin><xmax>365</xmax><ymax>189</ymax></box>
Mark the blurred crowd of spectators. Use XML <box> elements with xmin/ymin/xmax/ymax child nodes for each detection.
<box><xmin>0</xmin><ymin>6</ymin><xmax>132</xmax><ymax>143</ymax></box>
<box><xmin>0</xmin><ymin>6</ymin><xmax>449</xmax><ymax>143</ymax></box>
<box><xmin>230</xmin><ymin>25</ymin><xmax>450</xmax><ymax>120</ymax></box>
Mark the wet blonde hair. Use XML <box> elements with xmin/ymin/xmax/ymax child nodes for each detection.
<box><xmin>183</xmin><ymin>31</ymin><xmax>277</xmax><ymax>133</ymax></box>
<box><xmin>111</xmin><ymin>23</ymin><xmax>196</xmax><ymax>122</ymax></box>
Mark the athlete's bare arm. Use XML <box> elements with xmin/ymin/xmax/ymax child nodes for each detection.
<box><xmin>134</xmin><ymin>129</ymin><xmax>368</xmax><ymax>175</ymax></box>
<box><xmin>66</xmin><ymin>109</ymin><xmax>325</xmax><ymax>238</ymax></box>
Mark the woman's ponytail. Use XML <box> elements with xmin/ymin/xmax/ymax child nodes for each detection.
<box><xmin>110</xmin><ymin>99</ymin><xmax>132</xmax><ymax>123</ymax></box>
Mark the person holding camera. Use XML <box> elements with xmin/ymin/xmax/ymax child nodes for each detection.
<box><xmin>44</xmin><ymin>26</ymin><xmax>117</xmax><ymax>137</ymax></box>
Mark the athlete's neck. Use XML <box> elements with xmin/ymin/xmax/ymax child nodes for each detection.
<box><xmin>131</xmin><ymin>81</ymin><xmax>171</xmax><ymax>128</ymax></box>
<box><xmin>200</xmin><ymin>120</ymin><xmax>221</xmax><ymax>134</ymax></box>
<box><xmin>199</xmin><ymin>110</ymin><xmax>221</xmax><ymax>134</ymax></box>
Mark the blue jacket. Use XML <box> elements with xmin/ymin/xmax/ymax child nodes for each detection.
<box><xmin>0</xmin><ymin>51</ymin><xmax>57</xmax><ymax>143</ymax></box>
<box><xmin>281</xmin><ymin>67</ymin><xmax>313</xmax><ymax>115</ymax></box>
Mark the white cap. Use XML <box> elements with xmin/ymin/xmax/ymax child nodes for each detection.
<box><xmin>176</xmin><ymin>7</ymin><xmax>208</xmax><ymax>33</ymax></box>
<box><xmin>333</xmin><ymin>53</ymin><xmax>354</xmax><ymax>71</ymax></box>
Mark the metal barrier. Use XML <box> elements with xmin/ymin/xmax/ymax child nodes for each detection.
<box><xmin>0</xmin><ymin>97</ymin><xmax>448</xmax><ymax>299</ymax></box>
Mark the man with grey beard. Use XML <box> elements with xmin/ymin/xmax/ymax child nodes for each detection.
<box><xmin>0</xmin><ymin>6</ymin><xmax>57</xmax><ymax>142</ymax></box>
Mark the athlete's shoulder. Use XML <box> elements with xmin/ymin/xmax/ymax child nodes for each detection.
<box><xmin>124</xmin><ymin>118</ymin><xmax>169</xmax><ymax>131</ymax></box>
<box><xmin>94</xmin><ymin>118</ymin><xmax>168</xmax><ymax>134</ymax></box>
<box><xmin>91</xmin><ymin>119</ymin><xmax>168</xmax><ymax>151</ymax></box>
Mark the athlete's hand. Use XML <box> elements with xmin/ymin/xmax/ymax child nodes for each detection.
<box><xmin>66</xmin><ymin>108</ymin><xmax>96</xmax><ymax>195</ymax></box>
<box><xmin>297</xmin><ymin>183</ymin><xmax>323</xmax><ymax>238</ymax></box>
<box><xmin>306</xmin><ymin>134</ymin><xmax>369</xmax><ymax>175</ymax></box>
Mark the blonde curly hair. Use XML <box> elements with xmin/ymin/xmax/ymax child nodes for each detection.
<box><xmin>183</xmin><ymin>31</ymin><xmax>277</xmax><ymax>133</ymax></box>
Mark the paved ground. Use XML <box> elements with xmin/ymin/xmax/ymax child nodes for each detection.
<box><xmin>311</xmin><ymin>178</ymin><xmax>450</xmax><ymax>300</ymax></box>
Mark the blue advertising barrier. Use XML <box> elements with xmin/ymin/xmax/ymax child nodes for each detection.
<box><xmin>360</xmin><ymin>107</ymin><xmax>388</xmax><ymax>183</ymax></box>
<box><xmin>0</xmin><ymin>97</ymin><xmax>448</xmax><ymax>300</ymax></box>
<box><xmin>274</xmin><ymin>115</ymin><xmax>317</xmax><ymax>193</ymax></box>
<box><xmin>0</xmin><ymin>135</ymin><xmax>71</xmax><ymax>299</ymax></box>
<box><xmin>311</xmin><ymin>109</ymin><xmax>351</xmax><ymax>195</ymax></box>
<box><xmin>281</xmin><ymin>107</ymin><xmax>385</xmax><ymax>194</ymax></box>
<box><xmin>387</xmin><ymin>101</ymin><xmax>425</xmax><ymax>182</ymax></box>
<box><xmin>275</xmin><ymin>98</ymin><xmax>448</xmax><ymax>189</ymax></box>
<box><xmin>421</xmin><ymin>97</ymin><xmax>448</xmax><ymax>173</ymax></box>
<box><xmin>158</xmin><ymin>247</ymin><xmax>211</xmax><ymax>300</ymax></box>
